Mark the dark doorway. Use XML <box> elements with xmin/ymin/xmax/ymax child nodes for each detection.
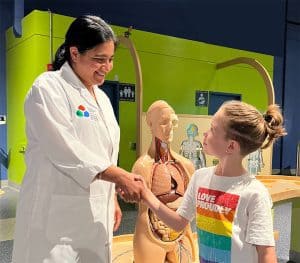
<box><xmin>208</xmin><ymin>92</ymin><xmax>241</xmax><ymax>115</ymax></box>
<box><xmin>99</xmin><ymin>80</ymin><xmax>119</xmax><ymax>122</ymax></box>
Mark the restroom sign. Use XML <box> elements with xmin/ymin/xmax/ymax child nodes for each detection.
<box><xmin>119</xmin><ymin>83</ymin><xmax>135</xmax><ymax>102</ymax></box>
<box><xmin>195</xmin><ymin>90</ymin><xmax>208</xmax><ymax>107</ymax></box>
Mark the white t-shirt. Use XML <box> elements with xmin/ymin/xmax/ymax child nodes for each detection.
<box><xmin>177</xmin><ymin>166</ymin><xmax>275</xmax><ymax>263</ymax></box>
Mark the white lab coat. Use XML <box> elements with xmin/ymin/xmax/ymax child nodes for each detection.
<box><xmin>12</xmin><ymin>62</ymin><xmax>120</xmax><ymax>263</ymax></box>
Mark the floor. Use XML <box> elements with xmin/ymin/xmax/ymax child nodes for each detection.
<box><xmin>0</xmin><ymin>187</ymin><xmax>17</xmax><ymax>263</ymax></box>
<box><xmin>0</xmin><ymin>186</ymin><xmax>295</xmax><ymax>263</ymax></box>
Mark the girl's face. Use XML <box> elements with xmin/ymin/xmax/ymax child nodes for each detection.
<box><xmin>70</xmin><ymin>40</ymin><xmax>115</xmax><ymax>89</ymax></box>
<box><xmin>203</xmin><ymin>109</ymin><xmax>230</xmax><ymax>158</ymax></box>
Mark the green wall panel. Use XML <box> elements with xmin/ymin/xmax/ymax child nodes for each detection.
<box><xmin>108</xmin><ymin>47</ymin><xmax>137</xmax><ymax>171</ymax></box>
<box><xmin>7</xmin><ymin>35</ymin><xmax>51</xmax><ymax>184</ymax></box>
<box><xmin>6</xmin><ymin>11</ymin><xmax>69</xmax><ymax>184</ymax></box>
<box><xmin>6</xmin><ymin>10</ymin><xmax>72</xmax><ymax>50</ymax></box>
<box><xmin>211</xmin><ymin>66</ymin><xmax>269</xmax><ymax>112</ymax></box>
<box><xmin>6</xmin><ymin>10</ymin><xmax>274</xmax><ymax>183</ymax></box>
<box><xmin>112</xmin><ymin>27</ymin><xmax>273</xmax><ymax>72</ymax></box>
<box><xmin>140</xmin><ymin>52</ymin><xmax>215</xmax><ymax>114</ymax></box>
<box><xmin>291</xmin><ymin>199</ymin><xmax>300</xmax><ymax>253</ymax></box>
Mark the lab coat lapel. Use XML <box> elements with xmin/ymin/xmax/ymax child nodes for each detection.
<box><xmin>94</xmin><ymin>89</ymin><xmax>118</xmax><ymax>163</ymax></box>
<box><xmin>61</xmin><ymin>62</ymin><xmax>84</xmax><ymax>91</ymax></box>
<box><xmin>60</xmin><ymin>62</ymin><xmax>99</xmax><ymax>109</ymax></box>
<box><xmin>61</xmin><ymin>62</ymin><xmax>118</xmax><ymax>162</ymax></box>
<box><xmin>79</xmin><ymin>88</ymin><xmax>99</xmax><ymax>110</ymax></box>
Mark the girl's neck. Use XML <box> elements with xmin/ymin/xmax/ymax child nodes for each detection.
<box><xmin>215</xmin><ymin>157</ymin><xmax>247</xmax><ymax>177</ymax></box>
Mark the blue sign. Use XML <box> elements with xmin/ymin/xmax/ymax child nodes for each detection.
<box><xmin>119</xmin><ymin>83</ymin><xmax>135</xmax><ymax>102</ymax></box>
<box><xmin>195</xmin><ymin>91</ymin><xmax>208</xmax><ymax>107</ymax></box>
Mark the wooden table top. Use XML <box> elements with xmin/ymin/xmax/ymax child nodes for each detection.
<box><xmin>257</xmin><ymin>175</ymin><xmax>300</xmax><ymax>203</ymax></box>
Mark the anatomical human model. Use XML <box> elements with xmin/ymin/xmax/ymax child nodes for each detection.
<box><xmin>133</xmin><ymin>100</ymin><xmax>196</xmax><ymax>263</ymax></box>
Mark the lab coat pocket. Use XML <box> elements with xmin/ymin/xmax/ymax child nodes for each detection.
<box><xmin>89</xmin><ymin>195</ymin><xmax>107</xmax><ymax>224</ymax></box>
<box><xmin>46</xmin><ymin>194</ymin><xmax>106</xmax><ymax>245</ymax></box>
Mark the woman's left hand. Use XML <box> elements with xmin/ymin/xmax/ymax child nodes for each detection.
<box><xmin>113</xmin><ymin>195</ymin><xmax>122</xmax><ymax>232</ymax></box>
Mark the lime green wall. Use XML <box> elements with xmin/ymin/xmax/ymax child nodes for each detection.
<box><xmin>6</xmin><ymin>35</ymin><xmax>47</xmax><ymax>184</ymax></box>
<box><xmin>291</xmin><ymin>199</ymin><xmax>300</xmax><ymax>253</ymax></box>
<box><xmin>110</xmin><ymin>26</ymin><xmax>273</xmax><ymax>170</ymax></box>
<box><xmin>110</xmin><ymin>27</ymin><xmax>273</xmax><ymax>115</ymax></box>
<box><xmin>6</xmin><ymin>10</ymin><xmax>274</xmax><ymax>183</ymax></box>
<box><xmin>6</xmin><ymin>11</ymin><xmax>72</xmax><ymax>184</ymax></box>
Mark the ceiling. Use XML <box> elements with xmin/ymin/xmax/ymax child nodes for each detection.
<box><xmin>4</xmin><ymin>0</ymin><xmax>298</xmax><ymax>56</ymax></box>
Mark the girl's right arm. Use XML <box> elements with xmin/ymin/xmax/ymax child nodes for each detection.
<box><xmin>142</xmin><ymin>187</ymin><xmax>189</xmax><ymax>232</ymax></box>
<box><xmin>256</xmin><ymin>245</ymin><xmax>277</xmax><ymax>263</ymax></box>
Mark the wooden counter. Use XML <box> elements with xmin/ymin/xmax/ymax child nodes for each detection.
<box><xmin>257</xmin><ymin>175</ymin><xmax>300</xmax><ymax>202</ymax></box>
<box><xmin>257</xmin><ymin>175</ymin><xmax>300</xmax><ymax>262</ymax></box>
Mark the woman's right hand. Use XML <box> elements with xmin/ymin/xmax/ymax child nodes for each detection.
<box><xmin>115</xmin><ymin>172</ymin><xmax>145</xmax><ymax>203</ymax></box>
<box><xmin>99</xmin><ymin>166</ymin><xmax>145</xmax><ymax>203</ymax></box>
<box><xmin>131</xmin><ymin>177</ymin><xmax>160</xmax><ymax>211</ymax></box>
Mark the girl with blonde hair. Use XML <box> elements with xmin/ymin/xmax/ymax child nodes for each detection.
<box><xmin>140</xmin><ymin>100</ymin><xmax>286</xmax><ymax>263</ymax></box>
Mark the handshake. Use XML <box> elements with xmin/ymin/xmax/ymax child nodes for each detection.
<box><xmin>115</xmin><ymin>173</ymin><xmax>148</xmax><ymax>203</ymax></box>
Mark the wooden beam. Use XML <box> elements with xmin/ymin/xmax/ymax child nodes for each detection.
<box><xmin>117</xmin><ymin>35</ymin><xmax>143</xmax><ymax>157</ymax></box>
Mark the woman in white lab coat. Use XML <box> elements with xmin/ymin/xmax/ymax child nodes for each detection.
<box><xmin>12</xmin><ymin>15</ymin><xmax>144</xmax><ymax>263</ymax></box>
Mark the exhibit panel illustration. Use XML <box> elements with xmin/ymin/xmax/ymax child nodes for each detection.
<box><xmin>141</xmin><ymin>113</ymin><xmax>272</xmax><ymax>175</ymax></box>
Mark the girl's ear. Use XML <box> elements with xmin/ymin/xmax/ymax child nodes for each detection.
<box><xmin>226</xmin><ymin>140</ymin><xmax>240</xmax><ymax>154</ymax></box>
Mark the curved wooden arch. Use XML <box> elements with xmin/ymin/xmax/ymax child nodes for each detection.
<box><xmin>117</xmin><ymin>35</ymin><xmax>143</xmax><ymax>157</ymax></box>
<box><xmin>216</xmin><ymin>57</ymin><xmax>275</xmax><ymax>105</ymax></box>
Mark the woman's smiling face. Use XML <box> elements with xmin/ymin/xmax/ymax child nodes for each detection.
<box><xmin>70</xmin><ymin>40</ymin><xmax>115</xmax><ymax>89</ymax></box>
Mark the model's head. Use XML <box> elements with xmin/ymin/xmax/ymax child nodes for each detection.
<box><xmin>52</xmin><ymin>15</ymin><xmax>117</xmax><ymax>87</ymax></box>
<box><xmin>146</xmin><ymin>100</ymin><xmax>178</xmax><ymax>143</ymax></box>
<box><xmin>218</xmin><ymin>100</ymin><xmax>286</xmax><ymax>155</ymax></box>
<box><xmin>186</xmin><ymin>123</ymin><xmax>199</xmax><ymax>138</ymax></box>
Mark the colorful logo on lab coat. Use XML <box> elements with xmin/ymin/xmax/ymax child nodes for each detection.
<box><xmin>76</xmin><ymin>105</ymin><xmax>90</xmax><ymax>118</ymax></box>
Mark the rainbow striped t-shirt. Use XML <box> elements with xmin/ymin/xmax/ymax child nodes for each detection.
<box><xmin>177</xmin><ymin>166</ymin><xmax>275</xmax><ymax>263</ymax></box>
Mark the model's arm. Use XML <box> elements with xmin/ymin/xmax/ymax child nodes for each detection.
<box><xmin>142</xmin><ymin>187</ymin><xmax>189</xmax><ymax>232</ymax></box>
<box><xmin>256</xmin><ymin>245</ymin><xmax>277</xmax><ymax>263</ymax></box>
